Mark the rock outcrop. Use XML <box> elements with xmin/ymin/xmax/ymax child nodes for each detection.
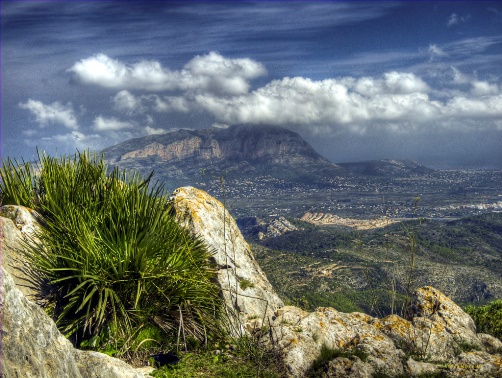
<box><xmin>237</xmin><ymin>216</ymin><xmax>298</xmax><ymax>240</ymax></box>
<box><xmin>300</xmin><ymin>211</ymin><xmax>398</xmax><ymax>230</ymax></box>
<box><xmin>169</xmin><ymin>188</ymin><xmax>502</xmax><ymax>377</ymax></box>
<box><xmin>1</xmin><ymin>205</ymin><xmax>41</xmax><ymax>298</ymax></box>
<box><xmin>260</xmin><ymin>287</ymin><xmax>502</xmax><ymax>377</ymax></box>
<box><xmin>1</xmin><ymin>266</ymin><xmax>150</xmax><ymax>378</ymax></box>
<box><xmin>170</xmin><ymin>187</ymin><xmax>284</xmax><ymax>329</ymax></box>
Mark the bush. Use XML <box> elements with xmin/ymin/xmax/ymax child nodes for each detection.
<box><xmin>1</xmin><ymin>151</ymin><xmax>223</xmax><ymax>356</ymax></box>
<box><xmin>465</xmin><ymin>299</ymin><xmax>502</xmax><ymax>340</ymax></box>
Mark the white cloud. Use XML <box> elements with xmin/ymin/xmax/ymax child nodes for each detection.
<box><xmin>190</xmin><ymin>71</ymin><xmax>501</xmax><ymax>134</ymax></box>
<box><xmin>428</xmin><ymin>44</ymin><xmax>448</xmax><ymax>61</ymax></box>
<box><xmin>470</xmin><ymin>81</ymin><xmax>499</xmax><ymax>96</ymax></box>
<box><xmin>152</xmin><ymin>95</ymin><xmax>193</xmax><ymax>113</ymax></box>
<box><xmin>68</xmin><ymin>54</ymin><xmax>179</xmax><ymax>91</ymax></box>
<box><xmin>447</xmin><ymin>13</ymin><xmax>470</xmax><ymax>27</ymax></box>
<box><xmin>144</xmin><ymin>126</ymin><xmax>166</xmax><ymax>135</ymax></box>
<box><xmin>19</xmin><ymin>99</ymin><xmax>78</xmax><ymax>129</ymax></box>
<box><xmin>194</xmin><ymin>74</ymin><xmax>438</xmax><ymax>130</ymax></box>
<box><xmin>68</xmin><ymin>52</ymin><xmax>266</xmax><ymax>95</ymax></box>
<box><xmin>451</xmin><ymin>66</ymin><xmax>471</xmax><ymax>84</ymax></box>
<box><xmin>447</xmin><ymin>13</ymin><xmax>459</xmax><ymax>27</ymax></box>
<box><xmin>183</xmin><ymin>51</ymin><xmax>267</xmax><ymax>95</ymax></box>
<box><xmin>68</xmin><ymin>53</ymin><xmax>502</xmax><ymax>138</ymax></box>
<box><xmin>112</xmin><ymin>90</ymin><xmax>145</xmax><ymax>114</ymax></box>
<box><xmin>445</xmin><ymin>94</ymin><xmax>502</xmax><ymax>118</ymax></box>
<box><xmin>93</xmin><ymin>116</ymin><xmax>134</xmax><ymax>131</ymax></box>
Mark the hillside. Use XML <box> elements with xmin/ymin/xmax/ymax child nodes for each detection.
<box><xmin>338</xmin><ymin>159</ymin><xmax>434</xmax><ymax>176</ymax></box>
<box><xmin>249</xmin><ymin>212</ymin><xmax>502</xmax><ymax>315</ymax></box>
<box><xmin>103</xmin><ymin>124</ymin><xmax>345</xmax><ymax>188</ymax></box>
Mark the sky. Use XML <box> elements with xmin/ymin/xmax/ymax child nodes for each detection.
<box><xmin>1</xmin><ymin>1</ymin><xmax>502</xmax><ymax>169</ymax></box>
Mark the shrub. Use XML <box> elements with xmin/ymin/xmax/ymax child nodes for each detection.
<box><xmin>0</xmin><ymin>156</ymin><xmax>38</xmax><ymax>207</ymax></box>
<box><xmin>1</xmin><ymin>151</ymin><xmax>223</xmax><ymax>356</ymax></box>
<box><xmin>465</xmin><ymin>299</ymin><xmax>502</xmax><ymax>340</ymax></box>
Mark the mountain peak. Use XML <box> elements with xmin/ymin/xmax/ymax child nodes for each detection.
<box><xmin>103</xmin><ymin>124</ymin><xmax>343</xmax><ymax>187</ymax></box>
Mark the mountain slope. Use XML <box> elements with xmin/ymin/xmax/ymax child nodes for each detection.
<box><xmin>338</xmin><ymin>159</ymin><xmax>433</xmax><ymax>177</ymax></box>
<box><xmin>103</xmin><ymin>124</ymin><xmax>344</xmax><ymax>187</ymax></box>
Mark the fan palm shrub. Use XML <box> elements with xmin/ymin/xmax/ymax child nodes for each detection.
<box><xmin>1</xmin><ymin>151</ymin><xmax>223</xmax><ymax>356</ymax></box>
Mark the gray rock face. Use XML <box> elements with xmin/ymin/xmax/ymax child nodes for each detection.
<box><xmin>261</xmin><ymin>288</ymin><xmax>502</xmax><ymax>377</ymax></box>
<box><xmin>1</xmin><ymin>267</ymin><xmax>148</xmax><ymax>378</ymax></box>
<box><xmin>0</xmin><ymin>204</ymin><xmax>41</xmax><ymax>235</ymax></box>
<box><xmin>1</xmin><ymin>206</ymin><xmax>41</xmax><ymax>298</ymax></box>
<box><xmin>170</xmin><ymin>186</ymin><xmax>284</xmax><ymax>330</ymax></box>
<box><xmin>103</xmin><ymin>124</ymin><xmax>344</xmax><ymax>188</ymax></box>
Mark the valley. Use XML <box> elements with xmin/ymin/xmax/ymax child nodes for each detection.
<box><xmin>102</xmin><ymin>124</ymin><xmax>502</xmax><ymax>316</ymax></box>
<box><xmin>201</xmin><ymin>168</ymin><xmax>502</xmax><ymax>220</ymax></box>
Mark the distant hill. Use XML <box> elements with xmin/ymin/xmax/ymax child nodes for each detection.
<box><xmin>337</xmin><ymin>159</ymin><xmax>434</xmax><ymax>177</ymax></box>
<box><xmin>103</xmin><ymin>124</ymin><xmax>345</xmax><ymax>187</ymax></box>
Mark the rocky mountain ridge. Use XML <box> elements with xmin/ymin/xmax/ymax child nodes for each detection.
<box><xmin>103</xmin><ymin>124</ymin><xmax>344</xmax><ymax>188</ymax></box>
<box><xmin>338</xmin><ymin>159</ymin><xmax>433</xmax><ymax>177</ymax></box>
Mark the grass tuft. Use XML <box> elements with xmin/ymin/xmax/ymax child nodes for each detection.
<box><xmin>2</xmin><ymin>150</ymin><xmax>224</xmax><ymax>358</ymax></box>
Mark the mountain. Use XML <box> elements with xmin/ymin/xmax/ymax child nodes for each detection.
<box><xmin>337</xmin><ymin>159</ymin><xmax>433</xmax><ymax>177</ymax></box>
<box><xmin>103</xmin><ymin>124</ymin><xmax>344</xmax><ymax>187</ymax></box>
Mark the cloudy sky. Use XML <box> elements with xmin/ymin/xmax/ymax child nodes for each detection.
<box><xmin>2</xmin><ymin>1</ymin><xmax>502</xmax><ymax>168</ymax></box>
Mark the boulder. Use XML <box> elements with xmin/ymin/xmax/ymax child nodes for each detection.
<box><xmin>0</xmin><ymin>204</ymin><xmax>40</xmax><ymax>235</ymax></box>
<box><xmin>1</xmin><ymin>267</ymin><xmax>148</xmax><ymax>378</ymax></box>
<box><xmin>477</xmin><ymin>333</ymin><xmax>502</xmax><ymax>354</ymax></box>
<box><xmin>264</xmin><ymin>287</ymin><xmax>502</xmax><ymax>377</ymax></box>
<box><xmin>170</xmin><ymin>187</ymin><xmax>284</xmax><ymax>327</ymax></box>
<box><xmin>1</xmin><ymin>207</ymin><xmax>41</xmax><ymax>298</ymax></box>
<box><xmin>262</xmin><ymin>306</ymin><xmax>405</xmax><ymax>377</ymax></box>
<box><xmin>407</xmin><ymin>286</ymin><xmax>483</xmax><ymax>353</ymax></box>
<box><xmin>406</xmin><ymin>357</ymin><xmax>441</xmax><ymax>377</ymax></box>
<box><xmin>446</xmin><ymin>351</ymin><xmax>502</xmax><ymax>377</ymax></box>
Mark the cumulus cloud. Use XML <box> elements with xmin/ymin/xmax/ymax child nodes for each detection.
<box><xmin>190</xmin><ymin>71</ymin><xmax>502</xmax><ymax>134</ymax></box>
<box><xmin>183</xmin><ymin>51</ymin><xmax>267</xmax><ymax>95</ymax></box>
<box><xmin>68</xmin><ymin>53</ymin><xmax>502</xmax><ymax>139</ymax></box>
<box><xmin>470</xmin><ymin>81</ymin><xmax>499</xmax><ymax>96</ymax></box>
<box><xmin>112</xmin><ymin>90</ymin><xmax>145</xmax><ymax>114</ymax></box>
<box><xmin>19</xmin><ymin>99</ymin><xmax>78</xmax><ymax>129</ymax></box>
<box><xmin>192</xmin><ymin>74</ymin><xmax>439</xmax><ymax>130</ymax></box>
<box><xmin>68</xmin><ymin>54</ymin><xmax>179</xmax><ymax>91</ymax></box>
<box><xmin>68</xmin><ymin>52</ymin><xmax>266</xmax><ymax>95</ymax></box>
<box><xmin>152</xmin><ymin>95</ymin><xmax>193</xmax><ymax>113</ymax></box>
<box><xmin>93</xmin><ymin>116</ymin><xmax>134</xmax><ymax>131</ymax></box>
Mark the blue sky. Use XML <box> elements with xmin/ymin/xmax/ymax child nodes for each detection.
<box><xmin>2</xmin><ymin>1</ymin><xmax>502</xmax><ymax>168</ymax></box>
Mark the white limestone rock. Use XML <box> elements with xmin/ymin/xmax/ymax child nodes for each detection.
<box><xmin>170</xmin><ymin>186</ymin><xmax>284</xmax><ymax>326</ymax></box>
<box><xmin>0</xmin><ymin>204</ymin><xmax>41</xmax><ymax>235</ymax></box>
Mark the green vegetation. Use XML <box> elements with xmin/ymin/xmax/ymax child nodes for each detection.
<box><xmin>465</xmin><ymin>300</ymin><xmax>502</xmax><ymax>340</ymax></box>
<box><xmin>239</xmin><ymin>278</ymin><xmax>255</xmax><ymax>290</ymax></box>
<box><xmin>0</xmin><ymin>151</ymin><xmax>223</xmax><ymax>359</ymax></box>
<box><xmin>151</xmin><ymin>337</ymin><xmax>284</xmax><ymax>377</ymax></box>
<box><xmin>306</xmin><ymin>344</ymin><xmax>368</xmax><ymax>377</ymax></box>
<box><xmin>253</xmin><ymin>213</ymin><xmax>502</xmax><ymax>316</ymax></box>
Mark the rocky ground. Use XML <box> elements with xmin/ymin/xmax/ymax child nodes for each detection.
<box><xmin>2</xmin><ymin>189</ymin><xmax>502</xmax><ymax>377</ymax></box>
